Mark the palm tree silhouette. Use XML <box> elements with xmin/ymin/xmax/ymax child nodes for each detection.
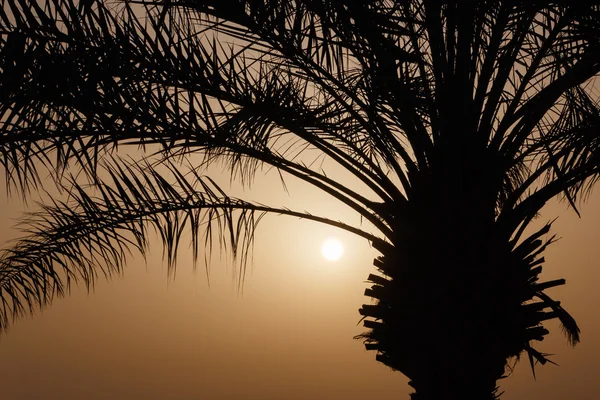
<box><xmin>1</xmin><ymin>1</ymin><xmax>600</xmax><ymax>398</ymax></box>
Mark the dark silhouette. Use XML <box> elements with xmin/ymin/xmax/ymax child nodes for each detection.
<box><xmin>1</xmin><ymin>1</ymin><xmax>600</xmax><ymax>398</ymax></box>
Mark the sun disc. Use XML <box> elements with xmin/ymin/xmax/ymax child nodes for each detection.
<box><xmin>321</xmin><ymin>238</ymin><xmax>344</xmax><ymax>261</ymax></box>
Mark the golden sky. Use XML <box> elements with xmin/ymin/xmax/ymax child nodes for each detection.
<box><xmin>0</xmin><ymin>164</ymin><xmax>599</xmax><ymax>400</ymax></box>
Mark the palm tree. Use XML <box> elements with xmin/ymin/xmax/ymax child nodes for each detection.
<box><xmin>1</xmin><ymin>0</ymin><xmax>600</xmax><ymax>398</ymax></box>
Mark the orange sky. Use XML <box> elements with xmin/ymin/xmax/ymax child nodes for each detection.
<box><xmin>0</xmin><ymin>166</ymin><xmax>599</xmax><ymax>400</ymax></box>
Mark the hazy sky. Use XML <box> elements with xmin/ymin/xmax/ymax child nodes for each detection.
<box><xmin>0</xmin><ymin>164</ymin><xmax>599</xmax><ymax>400</ymax></box>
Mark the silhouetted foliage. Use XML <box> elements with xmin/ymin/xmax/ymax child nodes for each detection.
<box><xmin>1</xmin><ymin>1</ymin><xmax>600</xmax><ymax>398</ymax></box>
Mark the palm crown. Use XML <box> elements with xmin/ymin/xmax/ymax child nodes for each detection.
<box><xmin>1</xmin><ymin>0</ymin><xmax>600</xmax><ymax>398</ymax></box>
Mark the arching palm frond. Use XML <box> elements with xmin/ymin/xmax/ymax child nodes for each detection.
<box><xmin>0</xmin><ymin>0</ymin><xmax>406</xmax><ymax>201</ymax></box>
<box><xmin>0</xmin><ymin>156</ymin><xmax>380</xmax><ymax>330</ymax></box>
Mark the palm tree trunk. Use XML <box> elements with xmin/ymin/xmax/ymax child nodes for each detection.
<box><xmin>356</xmin><ymin>184</ymin><xmax>565</xmax><ymax>399</ymax></box>
<box><xmin>359</xmin><ymin>256</ymin><xmax>509</xmax><ymax>400</ymax></box>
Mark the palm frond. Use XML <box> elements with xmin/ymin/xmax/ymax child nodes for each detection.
<box><xmin>0</xmin><ymin>0</ymin><xmax>408</xmax><ymax>200</ymax></box>
<box><xmin>0</xmin><ymin>156</ymin><xmax>380</xmax><ymax>331</ymax></box>
<box><xmin>535</xmin><ymin>291</ymin><xmax>580</xmax><ymax>346</ymax></box>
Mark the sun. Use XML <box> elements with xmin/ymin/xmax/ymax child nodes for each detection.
<box><xmin>321</xmin><ymin>237</ymin><xmax>344</xmax><ymax>261</ymax></box>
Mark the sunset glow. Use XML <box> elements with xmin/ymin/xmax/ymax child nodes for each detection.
<box><xmin>321</xmin><ymin>238</ymin><xmax>344</xmax><ymax>261</ymax></box>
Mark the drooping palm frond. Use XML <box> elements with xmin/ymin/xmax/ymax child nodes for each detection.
<box><xmin>0</xmin><ymin>0</ymin><xmax>406</xmax><ymax>200</ymax></box>
<box><xmin>1</xmin><ymin>1</ymin><xmax>599</xmax><ymax>212</ymax></box>
<box><xmin>539</xmin><ymin>84</ymin><xmax>600</xmax><ymax>200</ymax></box>
<box><xmin>0</xmin><ymin>156</ymin><xmax>381</xmax><ymax>330</ymax></box>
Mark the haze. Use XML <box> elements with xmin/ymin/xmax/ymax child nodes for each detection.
<box><xmin>0</xmin><ymin>169</ymin><xmax>599</xmax><ymax>399</ymax></box>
